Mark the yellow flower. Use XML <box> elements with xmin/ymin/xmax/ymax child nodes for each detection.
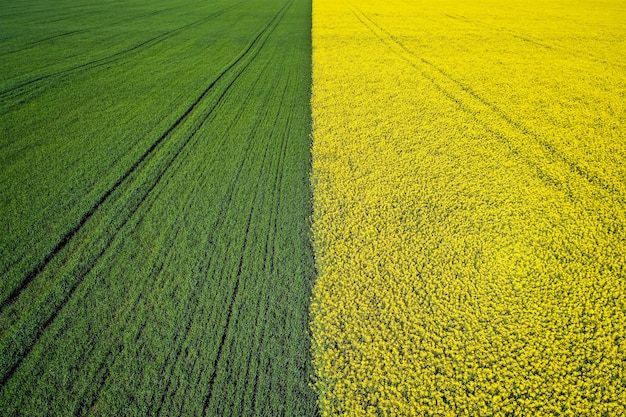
<box><xmin>310</xmin><ymin>0</ymin><xmax>626</xmax><ymax>415</ymax></box>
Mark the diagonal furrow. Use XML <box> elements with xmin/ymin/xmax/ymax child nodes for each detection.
<box><xmin>0</xmin><ymin>0</ymin><xmax>291</xmax><ymax>389</ymax></box>
<box><xmin>219</xmin><ymin>62</ymin><xmax>292</xmax><ymax>415</ymax></box>
<box><xmin>201</xmin><ymin>135</ymin><xmax>271</xmax><ymax>417</ymax></box>
<box><xmin>0</xmin><ymin>30</ymin><xmax>81</xmax><ymax>57</ymax></box>
<box><xmin>347</xmin><ymin>0</ymin><xmax>625</xmax><ymax>204</ymax></box>
<box><xmin>34</xmin><ymin>8</ymin><xmax>104</xmax><ymax>25</ymax></box>
<box><xmin>74</xmin><ymin>146</ymin><xmax>226</xmax><ymax>414</ymax></box>
<box><xmin>169</xmin><ymin>66</ymin><xmax>281</xmax><ymax>413</ymax></box>
<box><xmin>0</xmin><ymin>4</ymin><xmax>188</xmax><ymax>58</ymax></box>
<box><xmin>0</xmin><ymin>1</ymin><xmax>245</xmax><ymax>113</ymax></box>
<box><xmin>65</xmin><ymin>104</ymin><xmax>236</xmax><ymax>413</ymax></box>
<box><xmin>151</xmin><ymin>55</ymin><xmax>278</xmax><ymax>417</ymax></box>
<box><xmin>78</xmin><ymin>32</ymin><xmax>286</xmax><ymax>415</ymax></box>
<box><xmin>442</xmin><ymin>12</ymin><xmax>626</xmax><ymax>71</ymax></box>
<box><xmin>248</xmin><ymin>72</ymin><xmax>293</xmax><ymax>416</ymax></box>
<box><xmin>0</xmin><ymin>0</ymin><xmax>277</xmax><ymax>314</ymax></box>
<box><xmin>200</xmin><ymin>9</ymin><xmax>295</xmax><ymax>411</ymax></box>
<box><xmin>0</xmin><ymin>0</ymin><xmax>125</xmax><ymax>21</ymax></box>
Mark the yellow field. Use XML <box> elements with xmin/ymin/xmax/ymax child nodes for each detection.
<box><xmin>310</xmin><ymin>0</ymin><xmax>626</xmax><ymax>415</ymax></box>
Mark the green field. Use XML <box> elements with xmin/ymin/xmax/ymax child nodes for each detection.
<box><xmin>0</xmin><ymin>0</ymin><xmax>316</xmax><ymax>415</ymax></box>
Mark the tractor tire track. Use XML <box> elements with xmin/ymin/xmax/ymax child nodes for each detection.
<box><xmin>66</xmin><ymin>93</ymin><xmax>242</xmax><ymax>413</ymax></box>
<box><xmin>0</xmin><ymin>30</ymin><xmax>81</xmax><ymax>57</ymax></box>
<box><xmin>158</xmin><ymin>121</ymin><xmax>268</xmax><ymax>417</ymax></box>
<box><xmin>200</xmin><ymin>9</ymin><xmax>294</xmax><ymax>412</ymax></box>
<box><xmin>248</xmin><ymin>69</ymin><xmax>294</xmax><ymax>416</ymax></box>
<box><xmin>0</xmin><ymin>0</ymin><xmax>125</xmax><ymax>21</ymax></box>
<box><xmin>0</xmin><ymin>0</ymin><xmax>271</xmax><ymax>315</ymax></box>
<box><xmin>0</xmin><ymin>1</ymin><xmax>244</xmax><ymax>113</ymax></box>
<box><xmin>442</xmin><ymin>12</ymin><xmax>626</xmax><ymax>71</ymax></box>
<box><xmin>1</xmin><ymin>42</ymin><xmax>244</xmax><ymax>388</ymax></box>
<box><xmin>0</xmin><ymin>2</ymin><xmax>243</xmax><ymax>282</ymax></box>
<box><xmin>201</xmin><ymin>135</ymin><xmax>271</xmax><ymax>417</ymax></box>
<box><xmin>33</xmin><ymin>9</ymin><xmax>104</xmax><ymax>25</ymax></box>
<box><xmin>74</xmin><ymin>226</ymin><xmax>184</xmax><ymax>415</ymax></box>
<box><xmin>0</xmin><ymin>0</ymin><xmax>290</xmax><ymax>389</ymax></box>
<box><xmin>152</xmin><ymin>56</ymin><xmax>278</xmax><ymax>417</ymax></box>
<box><xmin>79</xmin><ymin>138</ymin><xmax>222</xmax><ymax>416</ymax></box>
<box><xmin>348</xmin><ymin>1</ymin><xmax>625</xmax><ymax>205</ymax></box>
<box><xmin>172</xmin><ymin>61</ymin><xmax>283</xmax><ymax>414</ymax></box>
<box><xmin>75</xmin><ymin>146</ymin><xmax>224</xmax><ymax>414</ymax></box>
<box><xmin>219</xmin><ymin>63</ymin><xmax>292</xmax><ymax>415</ymax></box>
<box><xmin>343</xmin><ymin>0</ymin><xmax>479</xmax><ymax>325</ymax></box>
<box><xmin>0</xmin><ymin>4</ymin><xmax>187</xmax><ymax>58</ymax></box>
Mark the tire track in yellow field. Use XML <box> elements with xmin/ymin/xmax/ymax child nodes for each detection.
<box><xmin>442</xmin><ymin>12</ymin><xmax>626</xmax><ymax>71</ymax></box>
<box><xmin>310</xmin><ymin>0</ymin><xmax>626</xmax><ymax>414</ymax></box>
<box><xmin>346</xmin><ymin>0</ymin><xmax>625</xmax><ymax>206</ymax></box>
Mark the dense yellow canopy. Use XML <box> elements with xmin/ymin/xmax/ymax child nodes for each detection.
<box><xmin>310</xmin><ymin>0</ymin><xmax>626</xmax><ymax>415</ymax></box>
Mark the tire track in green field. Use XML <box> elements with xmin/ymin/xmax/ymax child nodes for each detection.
<box><xmin>33</xmin><ymin>8</ymin><xmax>105</xmax><ymax>25</ymax></box>
<box><xmin>0</xmin><ymin>0</ymin><xmax>123</xmax><ymax>20</ymax></box>
<box><xmin>200</xmin><ymin>113</ymin><xmax>268</xmax><ymax>417</ymax></box>
<box><xmin>73</xmin><ymin>57</ymin><xmax>273</xmax><ymax>415</ymax></box>
<box><xmin>67</xmin><ymin>96</ymin><xmax>247</xmax><ymax>412</ymax></box>
<box><xmin>245</xmin><ymin>71</ymin><xmax>293</xmax><ymax>416</ymax></box>
<box><xmin>0</xmin><ymin>30</ymin><xmax>82</xmax><ymax>57</ymax></box>
<box><xmin>1</xmin><ymin>0</ymin><xmax>315</xmax><ymax>414</ymax></box>
<box><xmin>0</xmin><ymin>0</ymin><xmax>253</xmax><ymax>311</ymax></box>
<box><xmin>0</xmin><ymin>0</ymin><xmax>292</xmax><ymax>388</ymax></box>
<box><xmin>0</xmin><ymin>1</ymin><xmax>244</xmax><ymax>114</ymax></box>
<box><xmin>150</xmin><ymin>55</ymin><xmax>281</xmax><ymax>417</ymax></box>
<box><xmin>0</xmin><ymin>4</ymin><xmax>187</xmax><ymax>58</ymax></box>
<box><xmin>200</xmin><ymin>31</ymin><xmax>293</xmax><ymax>413</ymax></box>
<box><xmin>72</xmin><ymin>121</ymin><xmax>239</xmax><ymax>413</ymax></box>
<box><xmin>244</xmin><ymin>61</ymin><xmax>304</xmax><ymax>417</ymax></box>
<box><xmin>348</xmin><ymin>1</ymin><xmax>626</xmax><ymax>204</ymax></box>
<box><xmin>172</xmin><ymin>68</ymin><xmax>292</xmax><ymax>415</ymax></box>
<box><xmin>85</xmin><ymin>8</ymin><xmax>298</xmax><ymax>409</ymax></box>
<box><xmin>202</xmin><ymin>170</ymin><xmax>264</xmax><ymax>416</ymax></box>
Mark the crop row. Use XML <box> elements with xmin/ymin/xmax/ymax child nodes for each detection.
<box><xmin>0</xmin><ymin>0</ymin><xmax>316</xmax><ymax>415</ymax></box>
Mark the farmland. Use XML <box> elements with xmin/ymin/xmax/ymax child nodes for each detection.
<box><xmin>0</xmin><ymin>0</ymin><xmax>316</xmax><ymax>415</ymax></box>
<box><xmin>310</xmin><ymin>0</ymin><xmax>626</xmax><ymax>415</ymax></box>
<box><xmin>3</xmin><ymin>0</ymin><xmax>626</xmax><ymax>414</ymax></box>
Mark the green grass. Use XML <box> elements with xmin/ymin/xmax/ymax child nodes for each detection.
<box><xmin>0</xmin><ymin>0</ymin><xmax>317</xmax><ymax>415</ymax></box>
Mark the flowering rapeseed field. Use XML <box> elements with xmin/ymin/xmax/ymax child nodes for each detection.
<box><xmin>310</xmin><ymin>0</ymin><xmax>626</xmax><ymax>415</ymax></box>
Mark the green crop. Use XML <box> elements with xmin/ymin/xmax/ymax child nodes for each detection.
<box><xmin>0</xmin><ymin>0</ymin><xmax>317</xmax><ymax>415</ymax></box>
